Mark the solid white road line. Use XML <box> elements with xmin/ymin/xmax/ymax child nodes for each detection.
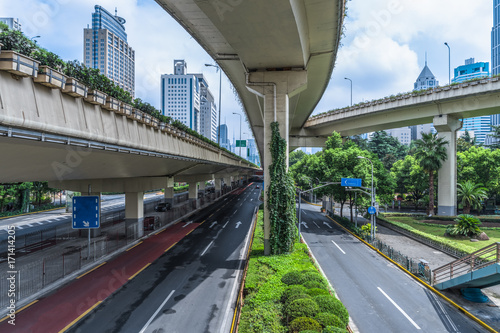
<box><xmin>201</xmin><ymin>240</ymin><xmax>214</xmax><ymax>256</ymax></box>
<box><xmin>138</xmin><ymin>289</ymin><xmax>175</xmax><ymax>333</ymax></box>
<box><xmin>377</xmin><ymin>287</ymin><xmax>421</xmax><ymax>330</ymax></box>
<box><xmin>313</xmin><ymin>221</ymin><xmax>320</xmax><ymax>228</ymax></box>
<box><xmin>223</xmin><ymin>221</ymin><xmax>229</xmax><ymax>228</ymax></box>
<box><xmin>331</xmin><ymin>240</ymin><xmax>346</xmax><ymax>254</ymax></box>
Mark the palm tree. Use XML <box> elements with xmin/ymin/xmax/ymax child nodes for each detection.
<box><xmin>413</xmin><ymin>132</ymin><xmax>449</xmax><ymax>216</ymax></box>
<box><xmin>457</xmin><ymin>181</ymin><xmax>488</xmax><ymax>214</ymax></box>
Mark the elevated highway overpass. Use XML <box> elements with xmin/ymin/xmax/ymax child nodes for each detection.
<box><xmin>155</xmin><ymin>0</ymin><xmax>346</xmax><ymax>253</ymax></box>
<box><xmin>0</xmin><ymin>68</ymin><xmax>256</xmax><ymax>227</ymax></box>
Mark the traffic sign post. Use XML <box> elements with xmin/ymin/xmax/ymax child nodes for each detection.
<box><xmin>341</xmin><ymin>178</ymin><xmax>362</xmax><ymax>187</ymax></box>
<box><xmin>72</xmin><ymin>196</ymin><xmax>100</xmax><ymax>229</ymax></box>
<box><xmin>73</xmin><ymin>195</ymin><xmax>100</xmax><ymax>260</ymax></box>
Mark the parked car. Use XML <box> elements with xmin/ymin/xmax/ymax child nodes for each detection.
<box><xmin>143</xmin><ymin>216</ymin><xmax>159</xmax><ymax>231</ymax></box>
<box><xmin>155</xmin><ymin>202</ymin><xmax>171</xmax><ymax>212</ymax></box>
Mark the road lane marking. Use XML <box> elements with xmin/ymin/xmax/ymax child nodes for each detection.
<box><xmin>302</xmin><ymin>210</ymin><xmax>307</xmax><ymax>215</ymax></box>
<box><xmin>155</xmin><ymin>229</ymin><xmax>165</xmax><ymax>235</ymax></box>
<box><xmin>0</xmin><ymin>300</ymin><xmax>39</xmax><ymax>322</ymax></box>
<box><xmin>209</xmin><ymin>221</ymin><xmax>217</xmax><ymax>228</ymax></box>
<box><xmin>182</xmin><ymin>221</ymin><xmax>193</xmax><ymax>228</ymax></box>
<box><xmin>235</xmin><ymin>221</ymin><xmax>242</xmax><ymax>228</ymax></box>
<box><xmin>139</xmin><ymin>290</ymin><xmax>175</xmax><ymax>333</ymax></box>
<box><xmin>76</xmin><ymin>262</ymin><xmax>107</xmax><ymax>279</ymax></box>
<box><xmin>377</xmin><ymin>287</ymin><xmax>421</xmax><ymax>330</ymax></box>
<box><xmin>126</xmin><ymin>241</ymin><xmax>143</xmax><ymax>252</ymax></box>
<box><xmin>300</xmin><ymin>221</ymin><xmax>308</xmax><ymax>229</ymax></box>
<box><xmin>429</xmin><ymin>290</ymin><xmax>459</xmax><ymax>332</ymax></box>
<box><xmin>323</xmin><ymin>221</ymin><xmax>332</xmax><ymax>229</ymax></box>
<box><xmin>331</xmin><ymin>240</ymin><xmax>346</xmax><ymax>254</ymax></box>
<box><xmin>201</xmin><ymin>240</ymin><xmax>214</xmax><ymax>256</ymax></box>
<box><xmin>313</xmin><ymin>221</ymin><xmax>320</xmax><ymax>228</ymax></box>
<box><xmin>58</xmin><ymin>301</ymin><xmax>102</xmax><ymax>333</ymax></box>
<box><xmin>165</xmin><ymin>242</ymin><xmax>177</xmax><ymax>252</ymax></box>
<box><xmin>129</xmin><ymin>263</ymin><xmax>151</xmax><ymax>280</ymax></box>
<box><xmin>223</xmin><ymin>221</ymin><xmax>229</xmax><ymax>228</ymax></box>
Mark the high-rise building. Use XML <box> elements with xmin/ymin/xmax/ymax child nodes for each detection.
<box><xmin>161</xmin><ymin>60</ymin><xmax>200</xmax><ymax>132</ymax></box>
<box><xmin>83</xmin><ymin>5</ymin><xmax>135</xmax><ymax>97</ymax></box>
<box><xmin>161</xmin><ymin>60</ymin><xmax>218</xmax><ymax>140</ymax></box>
<box><xmin>0</xmin><ymin>18</ymin><xmax>21</xmax><ymax>31</ymax></box>
<box><xmin>492</xmin><ymin>0</ymin><xmax>500</xmax><ymax>75</ymax></box>
<box><xmin>196</xmin><ymin>74</ymin><xmax>218</xmax><ymax>142</ymax></box>
<box><xmin>410</xmin><ymin>60</ymin><xmax>439</xmax><ymax>139</ymax></box>
<box><xmin>452</xmin><ymin>58</ymin><xmax>491</xmax><ymax>144</ymax></box>
<box><xmin>217</xmin><ymin>124</ymin><xmax>230</xmax><ymax>149</ymax></box>
<box><xmin>452</xmin><ymin>58</ymin><xmax>489</xmax><ymax>83</ymax></box>
<box><xmin>385</xmin><ymin>127</ymin><xmax>412</xmax><ymax>145</ymax></box>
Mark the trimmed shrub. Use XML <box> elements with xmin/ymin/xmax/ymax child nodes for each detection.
<box><xmin>286</xmin><ymin>298</ymin><xmax>320</xmax><ymax>321</ymax></box>
<box><xmin>313</xmin><ymin>296</ymin><xmax>349</xmax><ymax>326</ymax></box>
<box><xmin>323</xmin><ymin>326</ymin><xmax>349</xmax><ymax>333</ymax></box>
<box><xmin>314</xmin><ymin>312</ymin><xmax>344</xmax><ymax>328</ymax></box>
<box><xmin>306</xmin><ymin>288</ymin><xmax>330</xmax><ymax>297</ymax></box>
<box><xmin>282</xmin><ymin>285</ymin><xmax>309</xmax><ymax>302</ymax></box>
<box><xmin>282</xmin><ymin>270</ymin><xmax>304</xmax><ymax>285</ymax></box>
<box><xmin>300</xmin><ymin>331</ymin><xmax>321</xmax><ymax>333</ymax></box>
<box><xmin>289</xmin><ymin>317</ymin><xmax>322</xmax><ymax>333</ymax></box>
<box><xmin>286</xmin><ymin>293</ymin><xmax>312</xmax><ymax>309</ymax></box>
<box><xmin>303</xmin><ymin>280</ymin><xmax>328</xmax><ymax>290</ymax></box>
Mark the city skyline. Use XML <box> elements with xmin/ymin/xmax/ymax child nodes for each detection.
<box><xmin>0</xmin><ymin>0</ymin><xmax>492</xmax><ymax>145</ymax></box>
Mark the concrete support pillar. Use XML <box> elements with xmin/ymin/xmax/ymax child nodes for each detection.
<box><xmin>215</xmin><ymin>178</ymin><xmax>222</xmax><ymax>196</ymax></box>
<box><xmin>199</xmin><ymin>181</ymin><xmax>206</xmax><ymax>193</ymax></box>
<box><xmin>188</xmin><ymin>182</ymin><xmax>199</xmax><ymax>208</ymax></box>
<box><xmin>433</xmin><ymin>115</ymin><xmax>462</xmax><ymax>216</ymax></box>
<box><xmin>247</xmin><ymin>70</ymin><xmax>307</xmax><ymax>255</ymax></box>
<box><xmin>223</xmin><ymin>177</ymin><xmax>232</xmax><ymax>191</ymax></box>
<box><xmin>164</xmin><ymin>187</ymin><xmax>174</xmax><ymax>206</ymax></box>
<box><xmin>125</xmin><ymin>192</ymin><xmax>144</xmax><ymax>238</ymax></box>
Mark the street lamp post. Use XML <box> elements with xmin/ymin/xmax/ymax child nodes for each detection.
<box><xmin>233</xmin><ymin>112</ymin><xmax>242</xmax><ymax>157</ymax></box>
<box><xmin>344</xmin><ymin>77</ymin><xmax>352</xmax><ymax>106</ymax></box>
<box><xmin>444</xmin><ymin>42</ymin><xmax>450</xmax><ymax>85</ymax></box>
<box><xmin>205</xmin><ymin>64</ymin><xmax>222</xmax><ymax>145</ymax></box>
<box><xmin>357</xmin><ymin>156</ymin><xmax>375</xmax><ymax>239</ymax></box>
<box><xmin>30</xmin><ymin>35</ymin><xmax>41</xmax><ymax>43</ymax></box>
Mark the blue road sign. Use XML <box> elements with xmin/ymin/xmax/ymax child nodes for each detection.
<box><xmin>341</xmin><ymin>178</ymin><xmax>362</xmax><ymax>187</ymax></box>
<box><xmin>72</xmin><ymin>196</ymin><xmax>100</xmax><ymax>229</ymax></box>
<box><xmin>368</xmin><ymin>206</ymin><xmax>376</xmax><ymax>215</ymax></box>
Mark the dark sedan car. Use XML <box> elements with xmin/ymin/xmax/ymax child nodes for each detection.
<box><xmin>154</xmin><ymin>202</ymin><xmax>171</xmax><ymax>212</ymax></box>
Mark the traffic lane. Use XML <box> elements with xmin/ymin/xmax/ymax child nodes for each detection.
<box><xmin>70</xmin><ymin>187</ymin><xmax>259</xmax><ymax>333</ymax></box>
<box><xmin>300</xmin><ymin>213</ymin><xmax>485</xmax><ymax>333</ymax></box>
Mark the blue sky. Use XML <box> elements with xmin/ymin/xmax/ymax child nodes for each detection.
<box><xmin>0</xmin><ymin>0</ymin><xmax>493</xmax><ymax>142</ymax></box>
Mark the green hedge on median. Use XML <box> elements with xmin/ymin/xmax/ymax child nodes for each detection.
<box><xmin>238</xmin><ymin>210</ymin><xmax>349</xmax><ymax>333</ymax></box>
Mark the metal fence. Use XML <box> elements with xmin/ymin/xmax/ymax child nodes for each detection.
<box><xmin>0</xmin><ymin>189</ymin><xmax>227</xmax><ymax>308</ymax></box>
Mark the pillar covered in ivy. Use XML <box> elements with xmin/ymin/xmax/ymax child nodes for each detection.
<box><xmin>247</xmin><ymin>71</ymin><xmax>307</xmax><ymax>255</ymax></box>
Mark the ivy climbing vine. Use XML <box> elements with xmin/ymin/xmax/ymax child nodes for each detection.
<box><xmin>267</xmin><ymin>122</ymin><xmax>298</xmax><ymax>254</ymax></box>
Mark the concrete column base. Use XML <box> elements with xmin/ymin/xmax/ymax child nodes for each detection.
<box><xmin>437</xmin><ymin>205</ymin><xmax>456</xmax><ymax>217</ymax></box>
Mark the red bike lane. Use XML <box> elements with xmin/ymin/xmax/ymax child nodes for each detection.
<box><xmin>0</xmin><ymin>221</ymin><xmax>200</xmax><ymax>333</ymax></box>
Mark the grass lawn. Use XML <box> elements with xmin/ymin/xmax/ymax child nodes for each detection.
<box><xmin>383</xmin><ymin>215</ymin><xmax>500</xmax><ymax>253</ymax></box>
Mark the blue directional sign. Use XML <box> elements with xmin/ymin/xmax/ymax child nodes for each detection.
<box><xmin>341</xmin><ymin>178</ymin><xmax>362</xmax><ymax>187</ymax></box>
<box><xmin>72</xmin><ymin>196</ymin><xmax>100</xmax><ymax>229</ymax></box>
<box><xmin>368</xmin><ymin>206</ymin><xmax>377</xmax><ymax>215</ymax></box>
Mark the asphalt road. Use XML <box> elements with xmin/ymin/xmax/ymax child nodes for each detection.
<box><xmin>69</xmin><ymin>184</ymin><xmax>261</xmax><ymax>333</ymax></box>
<box><xmin>298</xmin><ymin>203</ymin><xmax>487</xmax><ymax>333</ymax></box>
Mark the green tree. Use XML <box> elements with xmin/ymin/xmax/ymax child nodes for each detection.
<box><xmin>391</xmin><ymin>155</ymin><xmax>428</xmax><ymax>210</ymax></box>
<box><xmin>488</xmin><ymin>124</ymin><xmax>500</xmax><ymax>149</ymax></box>
<box><xmin>457</xmin><ymin>181</ymin><xmax>488</xmax><ymax>214</ymax></box>
<box><xmin>368</xmin><ymin>131</ymin><xmax>408</xmax><ymax>170</ymax></box>
<box><xmin>289</xmin><ymin>149</ymin><xmax>307</xmax><ymax>168</ymax></box>
<box><xmin>413</xmin><ymin>132</ymin><xmax>448</xmax><ymax>215</ymax></box>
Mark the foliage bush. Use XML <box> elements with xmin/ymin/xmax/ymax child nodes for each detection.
<box><xmin>281</xmin><ymin>285</ymin><xmax>308</xmax><ymax>303</ymax></box>
<box><xmin>285</xmin><ymin>293</ymin><xmax>312</xmax><ymax>310</ymax></box>
<box><xmin>446</xmin><ymin>214</ymin><xmax>482</xmax><ymax>237</ymax></box>
<box><xmin>282</xmin><ymin>271</ymin><xmax>304</xmax><ymax>285</ymax></box>
<box><xmin>286</xmin><ymin>298</ymin><xmax>320</xmax><ymax>322</ymax></box>
<box><xmin>306</xmin><ymin>288</ymin><xmax>330</xmax><ymax>297</ymax></box>
<box><xmin>313</xmin><ymin>296</ymin><xmax>349</xmax><ymax>327</ymax></box>
<box><xmin>323</xmin><ymin>326</ymin><xmax>349</xmax><ymax>333</ymax></box>
<box><xmin>289</xmin><ymin>317</ymin><xmax>322</xmax><ymax>333</ymax></box>
<box><xmin>314</xmin><ymin>312</ymin><xmax>344</xmax><ymax>328</ymax></box>
<box><xmin>303</xmin><ymin>280</ymin><xmax>328</xmax><ymax>290</ymax></box>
